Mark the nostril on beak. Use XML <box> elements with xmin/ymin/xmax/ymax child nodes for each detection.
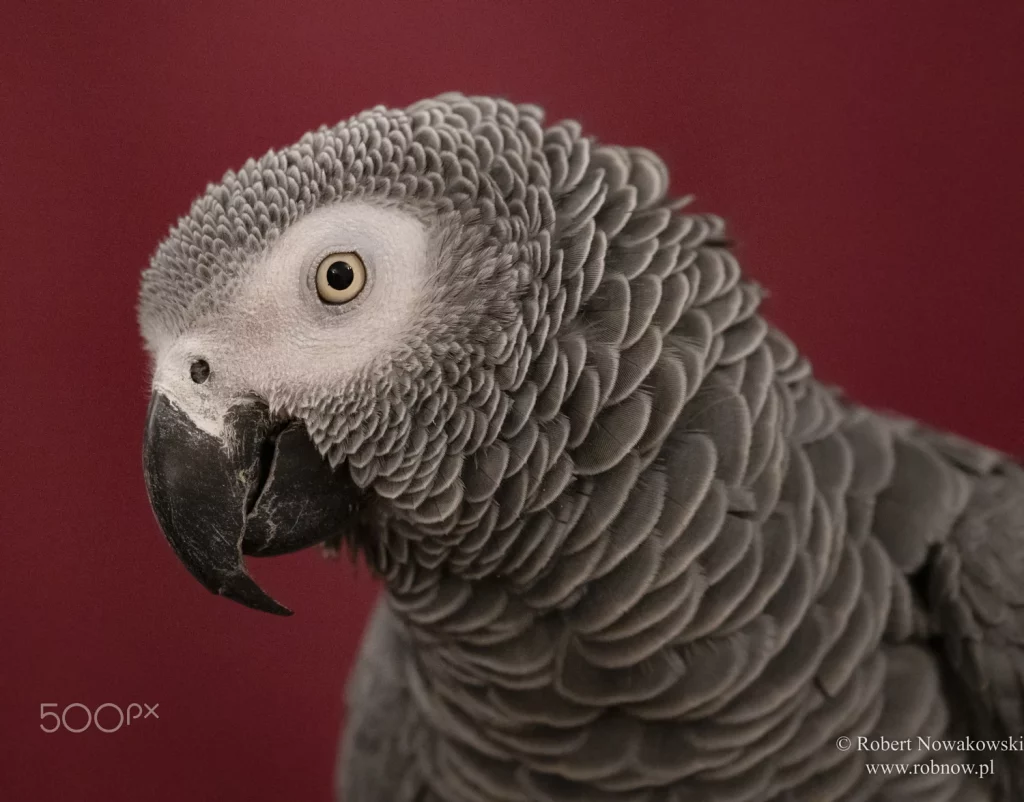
<box><xmin>190</xmin><ymin>359</ymin><xmax>211</xmax><ymax>385</ymax></box>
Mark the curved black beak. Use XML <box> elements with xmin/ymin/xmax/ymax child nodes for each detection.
<box><xmin>142</xmin><ymin>392</ymin><xmax>358</xmax><ymax>615</ymax></box>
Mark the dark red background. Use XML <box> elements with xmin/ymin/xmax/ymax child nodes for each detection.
<box><xmin>2</xmin><ymin>2</ymin><xmax>1022</xmax><ymax>799</ymax></box>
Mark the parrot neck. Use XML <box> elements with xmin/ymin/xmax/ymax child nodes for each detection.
<box><xmin>352</xmin><ymin>256</ymin><xmax>800</xmax><ymax>793</ymax></box>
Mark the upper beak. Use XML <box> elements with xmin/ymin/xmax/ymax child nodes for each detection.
<box><xmin>142</xmin><ymin>392</ymin><xmax>358</xmax><ymax>615</ymax></box>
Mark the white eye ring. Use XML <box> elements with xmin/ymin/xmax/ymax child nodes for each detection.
<box><xmin>315</xmin><ymin>252</ymin><xmax>367</xmax><ymax>304</ymax></box>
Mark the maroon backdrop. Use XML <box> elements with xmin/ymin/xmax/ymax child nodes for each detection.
<box><xmin>2</xmin><ymin>2</ymin><xmax>1022</xmax><ymax>800</ymax></box>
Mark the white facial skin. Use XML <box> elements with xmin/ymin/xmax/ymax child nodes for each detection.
<box><xmin>147</xmin><ymin>202</ymin><xmax>431</xmax><ymax>439</ymax></box>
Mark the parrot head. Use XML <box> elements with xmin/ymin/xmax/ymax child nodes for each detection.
<box><xmin>139</xmin><ymin>93</ymin><xmax>676</xmax><ymax>614</ymax></box>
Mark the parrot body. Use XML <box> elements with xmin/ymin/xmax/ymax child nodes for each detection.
<box><xmin>138</xmin><ymin>94</ymin><xmax>1024</xmax><ymax>802</ymax></box>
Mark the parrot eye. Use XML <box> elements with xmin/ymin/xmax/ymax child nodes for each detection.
<box><xmin>315</xmin><ymin>252</ymin><xmax>367</xmax><ymax>304</ymax></box>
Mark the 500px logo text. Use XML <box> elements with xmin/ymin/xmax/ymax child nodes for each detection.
<box><xmin>40</xmin><ymin>703</ymin><xmax>160</xmax><ymax>733</ymax></box>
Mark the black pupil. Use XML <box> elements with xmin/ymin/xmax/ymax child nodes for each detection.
<box><xmin>326</xmin><ymin>261</ymin><xmax>354</xmax><ymax>291</ymax></box>
<box><xmin>190</xmin><ymin>359</ymin><xmax>210</xmax><ymax>384</ymax></box>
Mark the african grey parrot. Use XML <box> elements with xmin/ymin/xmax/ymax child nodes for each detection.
<box><xmin>139</xmin><ymin>93</ymin><xmax>1024</xmax><ymax>802</ymax></box>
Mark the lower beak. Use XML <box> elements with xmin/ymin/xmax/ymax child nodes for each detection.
<box><xmin>142</xmin><ymin>392</ymin><xmax>358</xmax><ymax>615</ymax></box>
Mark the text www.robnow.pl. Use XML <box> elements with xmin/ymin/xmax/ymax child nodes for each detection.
<box><xmin>864</xmin><ymin>759</ymin><xmax>995</xmax><ymax>779</ymax></box>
